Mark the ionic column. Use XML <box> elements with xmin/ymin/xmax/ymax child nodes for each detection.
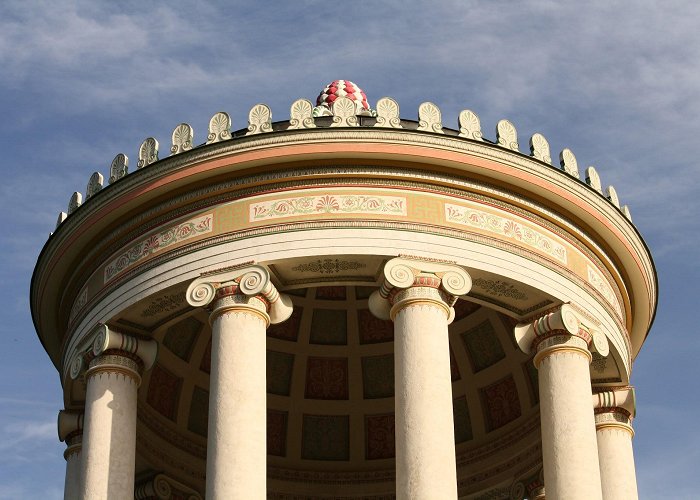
<box><xmin>593</xmin><ymin>387</ymin><xmax>638</xmax><ymax>500</ymax></box>
<box><xmin>70</xmin><ymin>325</ymin><xmax>157</xmax><ymax>500</ymax></box>
<box><xmin>135</xmin><ymin>472</ymin><xmax>204</xmax><ymax>500</ymax></box>
<box><xmin>186</xmin><ymin>264</ymin><xmax>293</xmax><ymax>500</ymax></box>
<box><xmin>369</xmin><ymin>257</ymin><xmax>471</xmax><ymax>500</ymax></box>
<box><xmin>515</xmin><ymin>304</ymin><xmax>609</xmax><ymax>500</ymax></box>
<box><xmin>510</xmin><ymin>467</ymin><xmax>545</xmax><ymax>500</ymax></box>
<box><xmin>58</xmin><ymin>410</ymin><xmax>83</xmax><ymax>500</ymax></box>
<box><xmin>529</xmin><ymin>485</ymin><xmax>546</xmax><ymax>500</ymax></box>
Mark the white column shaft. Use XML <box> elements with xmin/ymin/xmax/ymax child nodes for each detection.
<box><xmin>80</xmin><ymin>369</ymin><xmax>138</xmax><ymax>500</ymax></box>
<box><xmin>539</xmin><ymin>349</ymin><xmax>602</xmax><ymax>500</ymax></box>
<box><xmin>597</xmin><ymin>424</ymin><xmax>638</xmax><ymax>500</ymax></box>
<box><xmin>206</xmin><ymin>309</ymin><xmax>267</xmax><ymax>500</ymax></box>
<box><xmin>64</xmin><ymin>448</ymin><xmax>81</xmax><ymax>500</ymax></box>
<box><xmin>394</xmin><ymin>302</ymin><xmax>457</xmax><ymax>499</ymax></box>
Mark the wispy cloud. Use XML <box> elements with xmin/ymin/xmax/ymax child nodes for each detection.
<box><xmin>0</xmin><ymin>1</ymin><xmax>698</xmax><ymax>497</ymax></box>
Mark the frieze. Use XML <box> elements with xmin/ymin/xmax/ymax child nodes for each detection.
<box><xmin>61</xmin><ymin>171</ymin><xmax>629</xmax><ymax>363</ymax></box>
<box><xmin>141</xmin><ymin>292</ymin><xmax>188</xmax><ymax>318</ymax></box>
<box><xmin>59</xmin><ymin>166</ymin><xmax>627</xmax><ymax>314</ymax></box>
<box><xmin>249</xmin><ymin>194</ymin><xmax>406</xmax><ymax>221</ymax></box>
<box><xmin>587</xmin><ymin>264</ymin><xmax>622</xmax><ymax>316</ymax></box>
<box><xmin>69</xmin><ymin>285</ymin><xmax>88</xmax><ymax>322</ymax></box>
<box><xmin>103</xmin><ymin>213</ymin><xmax>213</xmax><ymax>283</ymax></box>
<box><xmin>445</xmin><ymin>204</ymin><xmax>568</xmax><ymax>264</ymax></box>
<box><xmin>472</xmin><ymin>278</ymin><xmax>528</xmax><ymax>301</ymax></box>
<box><xmin>291</xmin><ymin>259</ymin><xmax>366</xmax><ymax>274</ymax></box>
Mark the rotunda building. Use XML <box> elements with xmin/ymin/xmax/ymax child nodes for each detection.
<box><xmin>33</xmin><ymin>80</ymin><xmax>657</xmax><ymax>499</ymax></box>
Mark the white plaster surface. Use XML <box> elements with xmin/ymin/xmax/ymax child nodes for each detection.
<box><xmin>206</xmin><ymin>309</ymin><xmax>267</xmax><ymax>500</ymax></box>
<box><xmin>80</xmin><ymin>371</ymin><xmax>138</xmax><ymax>500</ymax></box>
<box><xmin>394</xmin><ymin>302</ymin><xmax>458</xmax><ymax>499</ymax></box>
<box><xmin>597</xmin><ymin>424</ymin><xmax>639</xmax><ymax>500</ymax></box>
<box><xmin>539</xmin><ymin>348</ymin><xmax>603</xmax><ymax>500</ymax></box>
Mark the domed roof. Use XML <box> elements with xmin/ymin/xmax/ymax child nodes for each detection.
<box><xmin>316</xmin><ymin>80</ymin><xmax>370</xmax><ymax>112</ymax></box>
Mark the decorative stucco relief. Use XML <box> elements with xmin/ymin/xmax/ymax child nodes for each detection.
<box><xmin>445</xmin><ymin>204</ymin><xmax>567</xmax><ymax>264</ymax></box>
<box><xmin>291</xmin><ymin>259</ymin><xmax>366</xmax><ymax>274</ymax></box>
<box><xmin>249</xmin><ymin>194</ymin><xmax>406</xmax><ymax>222</ymax></box>
<box><xmin>69</xmin><ymin>285</ymin><xmax>88</xmax><ymax>322</ymax></box>
<box><xmin>472</xmin><ymin>278</ymin><xmax>528</xmax><ymax>300</ymax></box>
<box><xmin>104</xmin><ymin>213</ymin><xmax>213</xmax><ymax>283</ymax></box>
<box><xmin>587</xmin><ymin>264</ymin><xmax>623</xmax><ymax>316</ymax></box>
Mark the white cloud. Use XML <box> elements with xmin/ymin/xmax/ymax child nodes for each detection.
<box><xmin>0</xmin><ymin>1</ymin><xmax>699</xmax><ymax>497</ymax></box>
<box><xmin>4</xmin><ymin>420</ymin><xmax>56</xmax><ymax>444</ymax></box>
<box><xmin>0</xmin><ymin>402</ymin><xmax>61</xmax><ymax>463</ymax></box>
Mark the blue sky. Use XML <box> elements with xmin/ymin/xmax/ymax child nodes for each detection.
<box><xmin>1</xmin><ymin>1</ymin><xmax>698</xmax><ymax>498</ymax></box>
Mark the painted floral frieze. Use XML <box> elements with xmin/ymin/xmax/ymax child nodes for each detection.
<box><xmin>249</xmin><ymin>194</ymin><xmax>406</xmax><ymax>221</ymax></box>
<box><xmin>104</xmin><ymin>213</ymin><xmax>213</xmax><ymax>283</ymax></box>
<box><xmin>69</xmin><ymin>285</ymin><xmax>88</xmax><ymax>322</ymax></box>
<box><xmin>445</xmin><ymin>204</ymin><xmax>567</xmax><ymax>264</ymax></box>
<box><xmin>587</xmin><ymin>265</ymin><xmax>623</xmax><ymax>316</ymax></box>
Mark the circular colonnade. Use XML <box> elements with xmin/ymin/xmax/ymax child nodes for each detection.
<box><xmin>33</xmin><ymin>81</ymin><xmax>656</xmax><ymax>499</ymax></box>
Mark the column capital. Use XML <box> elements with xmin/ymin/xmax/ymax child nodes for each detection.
<box><xmin>69</xmin><ymin>324</ymin><xmax>158</xmax><ymax>384</ymax></box>
<box><xmin>368</xmin><ymin>256</ymin><xmax>472</xmax><ymax>322</ymax></box>
<box><xmin>514</xmin><ymin>303</ymin><xmax>609</xmax><ymax>366</ymax></box>
<box><xmin>135</xmin><ymin>472</ymin><xmax>203</xmax><ymax>500</ymax></box>
<box><xmin>593</xmin><ymin>387</ymin><xmax>636</xmax><ymax>435</ymax></box>
<box><xmin>58</xmin><ymin>409</ymin><xmax>83</xmax><ymax>460</ymax></box>
<box><xmin>510</xmin><ymin>467</ymin><xmax>545</xmax><ymax>500</ymax></box>
<box><xmin>186</xmin><ymin>263</ymin><xmax>293</xmax><ymax>325</ymax></box>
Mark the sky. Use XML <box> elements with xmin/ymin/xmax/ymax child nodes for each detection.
<box><xmin>0</xmin><ymin>0</ymin><xmax>698</xmax><ymax>498</ymax></box>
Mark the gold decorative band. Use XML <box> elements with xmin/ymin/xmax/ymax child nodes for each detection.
<box><xmin>209</xmin><ymin>300</ymin><xmax>271</xmax><ymax>328</ymax></box>
<box><xmin>595</xmin><ymin>421</ymin><xmax>635</xmax><ymax>438</ymax></box>
<box><xmin>86</xmin><ymin>353</ymin><xmax>142</xmax><ymax>386</ymax></box>
<box><xmin>534</xmin><ymin>343</ymin><xmax>592</xmax><ymax>368</ymax></box>
<box><xmin>390</xmin><ymin>296</ymin><xmax>451</xmax><ymax>322</ymax></box>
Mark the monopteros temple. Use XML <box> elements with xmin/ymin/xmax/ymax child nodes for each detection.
<box><xmin>32</xmin><ymin>80</ymin><xmax>657</xmax><ymax>499</ymax></box>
